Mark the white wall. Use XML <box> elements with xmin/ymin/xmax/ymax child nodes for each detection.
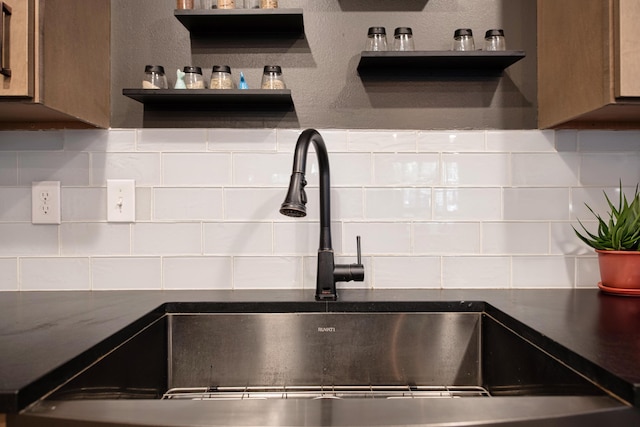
<box><xmin>0</xmin><ymin>128</ymin><xmax>639</xmax><ymax>291</ymax></box>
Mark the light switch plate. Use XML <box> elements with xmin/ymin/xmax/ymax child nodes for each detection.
<box><xmin>107</xmin><ymin>179</ymin><xmax>135</xmax><ymax>222</ymax></box>
<box><xmin>32</xmin><ymin>181</ymin><xmax>61</xmax><ymax>224</ymax></box>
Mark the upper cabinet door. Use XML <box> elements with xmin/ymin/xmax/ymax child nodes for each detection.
<box><xmin>0</xmin><ymin>0</ymin><xmax>32</xmax><ymax>97</ymax></box>
<box><xmin>615</xmin><ymin>0</ymin><xmax>640</xmax><ymax>97</ymax></box>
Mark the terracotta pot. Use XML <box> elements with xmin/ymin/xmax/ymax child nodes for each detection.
<box><xmin>596</xmin><ymin>250</ymin><xmax>640</xmax><ymax>289</ymax></box>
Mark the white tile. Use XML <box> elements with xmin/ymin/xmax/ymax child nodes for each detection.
<box><xmin>233</xmin><ymin>153</ymin><xmax>292</xmax><ymax>185</ymax></box>
<box><xmin>0</xmin><ymin>131</ymin><xmax>64</xmax><ymax>151</ymax></box>
<box><xmin>512</xmin><ymin>153</ymin><xmax>580</xmax><ymax>186</ymax></box>
<box><xmin>208</xmin><ymin>128</ymin><xmax>277</xmax><ymax>151</ymax></box>
<box><xmin>20</xmin><ymin>258</ymin><xmax>90</xmax><ymax>291</ymax></box>
<box><xmin>0</xmin><ymin>188</ymin><xmax>30</xmax><ymax>221</ymax></box>
<box><xmin>0</xmin><ymin>153</ymin><xmax>17</xmax><ymax>185</ymax></box>
<box><xmin>442</xmin><ymin>256</ymin><xmax>510</xmax><ymax>288</ymax></box>
<box><xmin>0</xmin><ymin>259</ymin><xmax>17</xmax><ymax>290</ymax></box>
<box><xmin>486</xmin><ymin>130</ymin><xmax>556</xmax><ymax>152</ymax></box>
<box><xmin>482</xmin><ymin>222</ymin><xmax>549</xmax><ymax>255</ymax></box>
<box><xmin>503</xmin><ymin>188</ymin><xmax>570</xmax><ymax>220</ymax></box>
<box><xmin>62</xmin><ymin>188</ymin><xmax>107</xmax><ymax>221</ymax></box>
<box><xmin>550</xmin><ymin>221</ymin><xmax>595</xmax><ymax>256</ymax></box>
<box><xmin>64</xmin><ymin>129</ymin><xmax>136</xmax><ymax>152</ymax></box>
<box><xmin>233</xmin><ymin>256</ymin><xmax>302</xmax><ymax>289</ymax></box>
<box><xmin>331</xmin><ymin>188</ymin><xmax>364</xmax><ymax>220</ymax></box>
<box><xmin>163</xmin><ymin>153</ymin><xmax>231</xmax><ymax>186</ymax></box>
<box><xmin>92</xmin><ymin>257</ymin><xmax>161</xmax><ymax>290</ymax></box>
<box><xmin>433</xmin><ymin>188</ymin><xmax>502</xmax><ymax>220</ymax></box>
<box><xmin>92</xmin><ymin>153</ymin><xmax>161</xmax><ymax>186</ymax></box>
<box><xmin>133</xmin><ymin>223</ymin><xmax>201</xmax><ymax>255</ymax></box>
<box><xmin>570</xmin><ymin>186</ymin><xmax>620</xmax><ymax>220</ymax></box>
<box><xmin>153</xmin><ymin>188</ymin><xmax>223</xmax><ymax>220</ymax></box>
<box><xmin>274</xmin><ymin>222</ymin><xmax>342</xmax><ymax>255</ymax></box>
<box><xmin>555</xmin><ymin>130</ymin><xmax>578</xmax><ymax>152</ymax></box>
<box><xmin>136</xmin><ymin>187</ymin><xmax>152</xmax><ymax>221</ymax></box>
<box><xmin>365</xmin><ymin>188</ymin><xmax>431</xmax><ymax>220</ymax></box>
<box><xmin>373</xmin><ymin>153</ymin><xmax>439</xmax><ymax>185</ymax></box>
<box><xmin>578</xmin><ymin>130</ymin><xmax>640</xmax><ymax>152</ymax></box>
<box><xmin>331</xmin><ymin>153</ymin><xmax>372</xmax><ymax>186</ymax></box>
<box><xmin>417</xmin><ymin>131</ymin><xmax>485</xmax><ymax>152</ymax></box>
<box><xmin>442</xmin><ymin>153</ymin><xmax>510</xmax><ymax>186</ymax></box>
<box><xmin>413</xmin><ymin>222</ymin><xmax>481</xmax><ymax>254</ymax></box>
<box><xmin>277</xmin><ymin>129</ymin><xmax>349</xmax><ymax>153</ymax></box>
<box><xmin>343</xmin><ymin>222</ymin><xmax>411</xmax><ymax>254</ymax></box>
<box><xmin>348</xmin><ymin>130</ymin><xmax>416</xmax><ymax>152</ymax></box>
<box><xmin>61</xmin><ymin>223</ymin><xmax>130</xmax><ymax>256</ymax></box>
<box><xmin>576</xmin><ymin>256</ymin><xmax>600</xmax><ymax>288</ymax></box>
<box><xmin>204</xmin><ymin>222</ymin><xmax>273</xmax><ymax>255</ymax></box>
<box><xmin>0</xmin><ymin>224</ymin><xmax>58</xmax><ymax>256</ymax></box>
<box><xmin>138</xmin><ymin>129</ymin><xmax>207</xmax><ymax>151</ymax></box>
<box><xmin>163</xmin><ymin>257</ymin><xmax>232</xmax><ymax>289</ymax></box>
<box><xmin>581</xmin><ymin>153</ymin><xmax>640</xmax><ymax>186</ymax></box>
<box><xmin>512</xmin><ymin>256</ymin><xmax>575</xmax><ymax>288</ymax></box>
<box><xmin>19</xmin><ymin>152</ymin><xmax>90</xmax><ymax>185</ymax></box>
<box><xmin>373</xmin><ymin>256</ymin><xmax>441</xmax><ymax>289</ymax></box>
<box><xmin>224</xmin><ymin>188</ymin><xmax>284</xmax><ymax>220</ymax></box>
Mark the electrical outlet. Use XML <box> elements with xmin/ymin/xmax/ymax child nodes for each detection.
<box><xmin>32</xmin><ymin>181</ymin><xmax>61</xmax><ymax>224</ymax></box>
<box><xmin>107</xmin><ymin>179</ymin><xmax>136</xmax><ymax>222</ymax></box>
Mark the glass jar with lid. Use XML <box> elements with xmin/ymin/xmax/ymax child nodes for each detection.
<box><xmin>484</xmin><ymin>29</ymin><xmax>506</xmax><ymax>51</ymax></box>
<box><xmin>393</xmin><ymin>27</ymin><xmax>415</xmax><ymax>51</ymax></box>
<box><xmin>210</xmin><ymin>65</ymin><xmax>234</xmax><ymax>89</ymax></box>
<box><xmin>365</xmin><ymin>27</ymin><xmax>388</xmax><ymax>51</ymax></box>
<box><xmin>261</xmin><ymin>65</ymin><xmax>286</xmax><ymax>89</ymax></box>
<box><xmin>217</xmin><ymin>0</ymin><xmax>235</xmax><ymax>9</ymax></box>
<box><xmin>142</xmin><ymin>65</ymin><xmax>168</xmax><ymax>89</ymax></box>
<box><xmin>183</xmin><ymin>66</ymin><xmax>205</xmax><ymax>89</ymax></box>
<box><xmin>452</xmin><ymin>28</ymin><xmax>475</xmax><ymax>51</ymax></box>
<box><xmin>261</xmin><ymin>0</ymin><xmax>277</xmax><ymax>8</ymax></box>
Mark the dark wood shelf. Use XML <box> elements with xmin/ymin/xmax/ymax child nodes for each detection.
<box><xmin>122</xmin><ymin>89</ymin><xmax>294</xmax><ymax>110</ymax></box>
<box><xmin>357</xmin><ymin>50</ymin><xmax>526</xmax><ymax>75</ymax></box>
<box><xmin>174</xmin><ymin>8</ymin><xmax>304</xmax><ymax>35</ymax></box>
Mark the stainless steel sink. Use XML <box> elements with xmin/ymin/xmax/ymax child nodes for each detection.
<box><xmin>11</xmin><ymin>303</ymin><xmax>640</xmax><ymax>427</ymax></box>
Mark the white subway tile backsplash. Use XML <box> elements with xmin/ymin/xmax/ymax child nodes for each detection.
<box><xmin>0</xmin><ymin>258</ymin><xmax>17</xmax><ymax>290</ymax></box>
<box><xmin>442</xmin><ymin>153</ymin><xmax>510</xmax><ymax>186</ymax></box>
<box><xmin>92</xmin><ymin>257</ymin><xmax>161</xmax><ymax>290</ymax></box>
<box><xmin>153</xmin><ymin>188</ymin><xmax>223</xmax><ymax>220</ymax></box>
<box><xmin>1</xmin><ymin>127</ymin><xmax>639</xmax><ymax>292</ymax></box>
<box><xmin>133</xmin><ymin>223</ymin><xmax>201</xmax><ymax>255</ymax></box>
<box><xmin>163</xmin><ymin>153</ymin><xmax>231</xmax><ymax>186</ymax></box>
<box><xmin>20</xmin><ymin>258</ymin><xmax>90</xmax><ymax>291</ymax></box>
<box><xmin>433</xmin><ymin>188</ymin><xmax>502</xmax><ymax>220</ymax></box>
<box><xmin>61</xmin><ymin>223</ymin><xmax>130</xmax><ymax>256</ymax></box>
<box><xmin>373</xmin><ymin>153</ymin><xmax>439</xmax><ymax>185</ymax></box>
<box><xmin>163</xmin><ymin>257</ymin><xmax>232</xmax><ymax>289</ymax></box>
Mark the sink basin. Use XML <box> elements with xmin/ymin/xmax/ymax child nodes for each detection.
<box><xmin>12</xmin><ymin>302</ymin><xmax>639</xmax><ymax>426</ymax></box>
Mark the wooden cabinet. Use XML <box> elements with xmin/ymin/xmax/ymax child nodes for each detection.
<box><xmin>538</xmin><ymin>0</ymin><xmax>640</xmax><ymax>128</ymax></box>
<box><xmin>0</xmin><ymin>0</ymin><xmax>109</xmax><ymax>129</ymax></box>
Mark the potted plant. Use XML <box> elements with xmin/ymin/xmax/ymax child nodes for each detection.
<box><xmin>573</xmin><ymin>182</ymin><xmax>640</xmax><ymax>295</ymax></box>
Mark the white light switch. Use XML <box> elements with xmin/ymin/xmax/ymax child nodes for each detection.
<box><xmin>107</xmin><ymin>179</ymin><xmax>135</xmax><ymax>222</ymax></box>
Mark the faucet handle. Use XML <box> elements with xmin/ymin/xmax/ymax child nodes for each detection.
<box><xmin>356</xmin><ymin>235</ymin><xmax>362</xmax><ymax>264</ymax></box>
<box><xmin>333</xmin><ymin>236</ymin><xmax>365</xmax><ymax>283</ymax></box>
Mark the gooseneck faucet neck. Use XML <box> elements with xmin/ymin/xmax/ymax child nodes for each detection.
<box><xmin>280</xmin><ymin>129</ymin><xmax>364</xmax><ymax>301</ymax></box>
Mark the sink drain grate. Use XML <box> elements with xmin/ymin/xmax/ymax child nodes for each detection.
<box><xmin>162</xmin><ymin>385</ymin><xmax>491</xmax><ymax>400</ymax></box>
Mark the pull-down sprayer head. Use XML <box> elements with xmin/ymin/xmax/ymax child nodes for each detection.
<box><xmin>280</xmin><ymin>172</ymin><xmax>307</xmax><ymax>218</ymax></box>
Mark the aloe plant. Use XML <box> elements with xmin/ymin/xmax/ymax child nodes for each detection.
<box><xmin>573</xmin><ymin>182</ymin><xmax>640</xmax><ymax>251</ymax></box>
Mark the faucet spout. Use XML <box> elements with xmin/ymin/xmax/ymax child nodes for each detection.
<box><xmin>280</xmin><ymin>129</ymin><xmax>364</xmax><ymax>301</ymax></box>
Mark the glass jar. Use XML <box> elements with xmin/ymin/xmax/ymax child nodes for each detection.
<box><xmin>244</xmin><ymin>0</ymin><xmax>260</xmax><ymax>8</ymax></box>
<box><xmin>453</xmin><ymin>28</ymin><xmax>475</xmax><ymax>51</ymax></box>
<box><xmin>261</xmin><ymin>65</ymin><xmax>286</xmax><ymax>89</ymax></box>
<box><xmin>484</xmin><ymin>29</ymin><xmax>506</xmax><ymax>51</ymax></box>
<box><xmin>210</xmin><ymin>65</ymin><xmax>234</xmax><ymax>89</ymax></box>
<box><xmin>365</xmin><ymin>27</ymin><xmax>388</xmax><ymax>51</ymax></box>
<box><xmin>176</xmin><ymin>0</ymin><xmax>194</xmax><ymax>9</ymax></box>
<box><xmin>183</xmin><ymin>66</ymin><xmax>205</xmax><ymax>89</ymax></box>
<box><xmin>393</xmin><ymin>27</ymin><xmax>415</xmax><ymax>51</ymax></box>
<box><xmin>217</xmin><ymin>0</ymin><xmax>235</xmax><ymax>9</ymax></box>
<box><xmin>261</xmin><ymin>0</ymin><xmax>277</xmax><ymax>8</ymax></box>
<box><xmin>142</xmin><ymin>65</ymin><xmax>168</xmax><ymax>89</ymax></box>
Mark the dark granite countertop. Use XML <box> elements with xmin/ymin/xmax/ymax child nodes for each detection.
<box><xmin>1</xmin><ymin>289</ymin><xmax>640</xmax><ymax>414</ymax></box>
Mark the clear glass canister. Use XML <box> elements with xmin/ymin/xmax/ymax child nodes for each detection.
<box><xmin>484</xmin><ymin>29</ymin><xmax>506</xmax><ymax>51</ymax></box>
<box><xmin>261</xmin><ymin>0</ymin><xmax>277</xmax><ymax>8</ymax></box>
<box><xmin>453</xmin><ymin>28</ymin><xmax>475</xmax><ymax>51</ymax></box>
<box><xmin>244</xmin><ymin>0</ymin><xmax>260</xmax><ymax>8</ymax></box>
<box><xmin>261</xmin><ymin>65</ymin><xmax>286</xmax><ymax>89</ymax></box>
<box><xmin>142</xmin><ymin>65</ymin><xmax>168</xmax><ymax>89</ymax></box>
<box><xmin>365</xmin><ymin>27</ymin><xmax>388</xmax><ymax>51</ymax></box>
<box><xmin>183</xmin><ymin>66</ymin><xmax>205</xmax><ymax>89</ymax></box>
<box><xmin>176</xmin><ymin>0</ymin><xmax>194</xmax><ymax>9</ymax></box>
<box><xmin>210</xmin><ymin>65</ymin><xmax>234</xmax><ymax>89</ymax></box>
<box><xmin>217</xmin><ymin>0</ymin><xmax>235</xmax><ymax>9</ymax></box>
<box><xmin>393</xmin><ymin>27</ymin><xmax>415</xmax><ymax>51</ymax></box>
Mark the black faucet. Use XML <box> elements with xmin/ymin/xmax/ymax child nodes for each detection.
<box><xmin>280</xmin><ymin>129</ymin><xmax>364</xmax><ymax>301</ymax></box>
